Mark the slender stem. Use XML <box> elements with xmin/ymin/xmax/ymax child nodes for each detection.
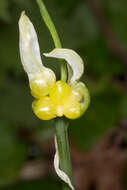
<box><xmin>36</xmin><ymin>0</ymin><xmax>67</xmax><ymax>82</ymax></box>
<box><xmin>36</xmin><ymin>1</ymin><xmax>73</xmax><ymax>190</ymax></box>
<box><xmin>55</xmin><ymin>118</ymin><xmax>73</xmax><ymax>190</ymax></box>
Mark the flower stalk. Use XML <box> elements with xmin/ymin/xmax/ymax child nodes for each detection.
<box><xmin>36</xmin><ymin>0</ymin><xmax>67</xmax><ymax>82</ymax></box>
<box><xmin>55</xmin><ymin>118</ymin><xmax>73</xmax><ymax>190</ymax></box>
<box><xmin>36</xmin><ymin>0</ymin><xmax>73</xmax><ymax>189</ymax></box>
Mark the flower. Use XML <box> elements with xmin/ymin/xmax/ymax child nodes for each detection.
<box><xmin>19</xmin><ymin>12</ymin><xmax>90</xmax><ymax>120</ymax></box>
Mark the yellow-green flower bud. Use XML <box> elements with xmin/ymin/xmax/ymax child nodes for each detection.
<box><xmin>30</xmin><ymin>69</ymin><xmax>56</xmax><ymax>98</ymax></box>
<box><xmin>32</xmin><ymin>80</ymin><xmax>90</xmax><ymax>120</ymax></box>
<box><xmin>32</xmin><ymin>96</ymin><xmax>55</xmax><ymax>120</ymax></box>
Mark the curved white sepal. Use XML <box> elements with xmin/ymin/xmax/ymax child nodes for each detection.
<box><xmin>44</xmin><ymin>48</ymin><xmax>84</xmax><ymax>84</ymax></box>
<box><xmin>19</xmin><ymin>11</ymin><xmax>44</xmax><ymax>79</ymax></box>
<box><xmin>54</xmin><ymin>136</ymin><xmax>75</xmax><ymax>190</ymax></box>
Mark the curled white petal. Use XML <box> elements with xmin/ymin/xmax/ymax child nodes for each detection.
<box><xmin>54</xmin><ymin>136</ymin><xmax>75</xmax><ymax>190</ymax></box>
<box><xmin>44</xmin><ymin>48</ymin><xmax>84</xmax><ymax>83</ymax></box>
<box><xmin>19</xmin><ymin>11</ymin><xmax>44</xmax><ymax>79</ymax></box>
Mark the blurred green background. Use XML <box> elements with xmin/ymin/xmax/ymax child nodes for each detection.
<box><xmin>0</xmin><ymin>0</ymin><xmax>127</xmax><ymax>189</ymax></box>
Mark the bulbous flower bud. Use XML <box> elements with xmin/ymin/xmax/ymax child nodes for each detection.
<box><xmin>32</xmin><ymin>96</ymin><xmax>55</xmax><ymax>120</ymax></box>
<box><xmin>32</xmin><ymin>80</ymin><xmax>89</xmax><ymax>120</ymax></box>
<box><xmin>30</xmin><ymin>69</ymin><xmax>56</xmax><ymax>98</ymax></box>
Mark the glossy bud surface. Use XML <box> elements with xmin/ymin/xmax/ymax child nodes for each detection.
<box><xmin>32</xmin><ymin>80</ymin><xmax>89</xmax><ymax>120</ymax></box>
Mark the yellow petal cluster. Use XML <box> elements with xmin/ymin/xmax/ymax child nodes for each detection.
<box><xmin>32</xmin><ymin>80</ymin><xmax>84</xmax><ymax>120</ymax></box>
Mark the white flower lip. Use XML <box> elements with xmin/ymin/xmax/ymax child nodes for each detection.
<box><xmin>44</xmin><ymin>48</ymin><xmax>84</xmax><ymax>84</ymax></box>
<box><xmin>19</xmin><ymin>11</ymin><xmax>45</xmax><ymax>80</ymax></box>
<box><xmin>19</xmin><ymin>11</ymin><xmax>56</xmax><ymax>84</ymax></box>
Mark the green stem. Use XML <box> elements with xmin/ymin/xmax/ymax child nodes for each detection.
<box><xmin>36</xmin><ymin>0</ymin><xmax>67</xmax><ymax>82</ymax></box>
<box><xmin>36</xmin><ymin>1</ymin><xmax>73</xmax><ymax>190</ymax></box>
<box><xmin>55</xmin><ymin>118</ymin><xmax>73</xmax><ymax>190</ymax></box>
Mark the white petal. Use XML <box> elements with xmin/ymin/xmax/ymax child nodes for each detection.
<box><xmin>19</xmin><ymin>11</ymin><xmax>44</xmax><ymax>79</ymax></box>
<box><xmin>54</xmin><ymin>136</ymin><xmax>75</xmax><ymax>190</ymax></box>
<box><xmin>43</xmin><ymin>48</ymin><xmax>84</xmax><ymax>83</ymax></box>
